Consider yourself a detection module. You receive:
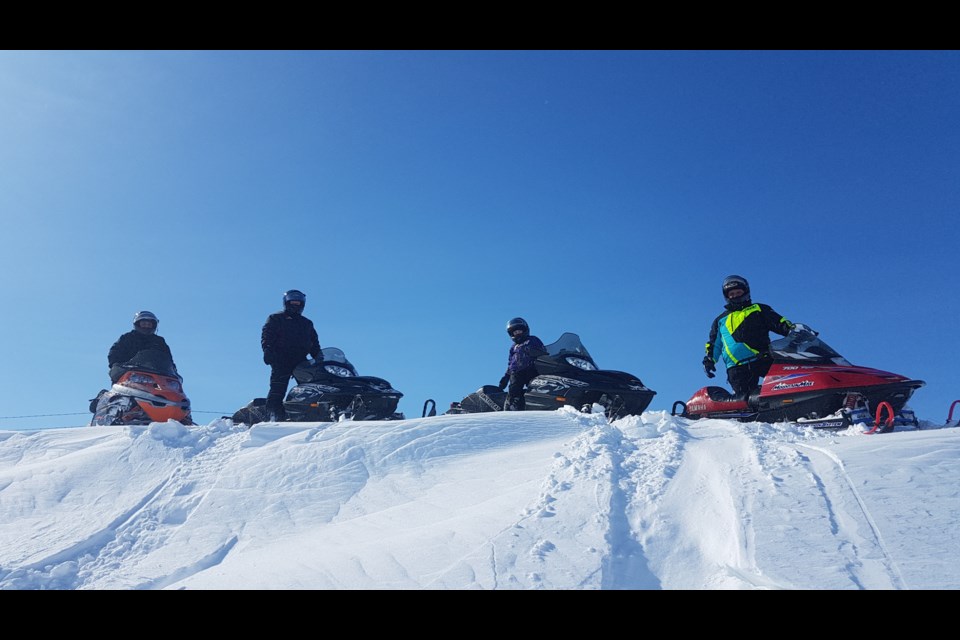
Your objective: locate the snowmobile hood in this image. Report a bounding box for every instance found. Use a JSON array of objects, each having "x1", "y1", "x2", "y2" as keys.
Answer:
[
  {"x1": 116, "y1": 349, "x2": 180, "y2": 379},
  {"x1": 292, "y1": 348, "x2": 400, "y2": 393},
  {"x1": 276, "y1": 346, "x2": 405, "y2": 423},
  {"x1": 762, "y1": 363, "x2": 925, "y2": 400},
  {"x1": 534, "y1": 334, "x2": 653, "y2": 393}
]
